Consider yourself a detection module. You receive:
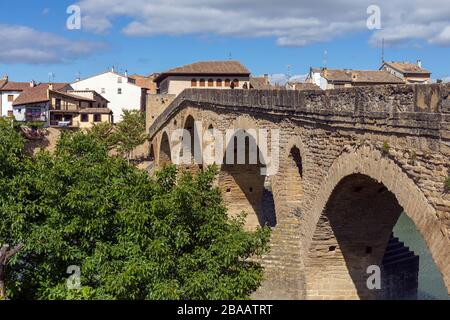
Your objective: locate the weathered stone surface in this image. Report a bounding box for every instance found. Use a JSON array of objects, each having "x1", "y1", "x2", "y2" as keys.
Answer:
[{"x1": 147, "y1": 84, "x2": 450, "y2": 300}]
